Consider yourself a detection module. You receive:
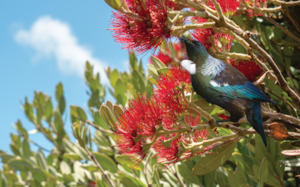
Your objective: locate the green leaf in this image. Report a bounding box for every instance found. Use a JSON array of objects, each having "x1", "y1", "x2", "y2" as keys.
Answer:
[
  {"x1": 55, "y1": 83, "x2": 65, "y2": 114},
  {"x1": 113, "y1": 104, "x2": 124, "y2": 120},
  {"x1": 132, "y1": 70, "x2": 146, "y2": 93},
  {"x1": 60, "y1": 161, "x2": 71, "y2": 174},
  {"x1": 93, "y1": 152, "x2": 118, "y2": 172},
  {"x1": 109, "y1": 69, "x2": 120, "y2": 88},
  {"x1": 147, "y1": 64, "x2": 159, "y2": 78},
  {"x1": 73, "y1": 161, "x2": 85, "y2": 182},
  {"x1": 105, "y1": 100, "x2": 114, "y2": 111},
  {"x1": 129, "y1": 52, "x2": 138, "y2": 69},
  {"x1": 70, "y1": 105, "x2": 87, "y2": 122},
  {"x1": 119, "y1": 172, "x2": 146, "y2": 187},
  {"x1": 93, "y1": 131, "x2": 114, "y2": 156},
  {"x1": 36, "y1": 149, "x2": 48, "y2": 171},
  {"x1": 115, "y1": 155, "x2": 143, "y2": 170},
  {"x1": 54, "y1": 111, "x2": 65, "y2": 138},
  {"x1": 230, "y1": 42, "x2": 247, "y2": 54},
  {"x1": 228, "y1": 163, "x2": 248, "y2": 186},
  {"x1": 63, "y1": 153, "x2": 82, "y2": 161},
  {"x1": 44, "y1": 99, "x2": 53, "y2": 121},
  {"x1": 147, "y1": 77, "x2": 158, "y2": 85},
  {"x1": 15, "y1": 120, "x2": 28, "y2": 138},
  {"x1": 100, "y1": 105, "x2": 116, "y2": 129},
  {"x1": 177, "y1": 163, "x2": 200, "y2": 184},
  {"x1": 151, "y1": 56, "x2": 167, "y2": 69},
  {"x1": 92, "y1": 110, "x2": 110, "y2": 130},
  {"x1": 215, "y1": 168, "x2": 230, "y2": 187},
  {"x1": 258, "y1": 157, "x2": 268, "y2": 187},
  {"x1": 0, "y1": 151, "x2": 14, "y2": 163},
  {"x1": 23, "y1": 98, "x2": 34, "y2": 122},
  {"x1": 8, "y1": 158, "x2": 33, "y2": 172},
  {"x1": 114, "y1": 79, "x2": 126, "y2": 97},
  {"x1": 4, "y1": 171, "x2": 18, "y2": 182},
  {"x1": 192, "y1": 140, "x2": 237, "y2": 175},
  {"x1": 21, "y1": 139, "x2": 31, "y2": 159},
  {"x1": 32, "y1": 168, "x2": 48, "y2": 182}
]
